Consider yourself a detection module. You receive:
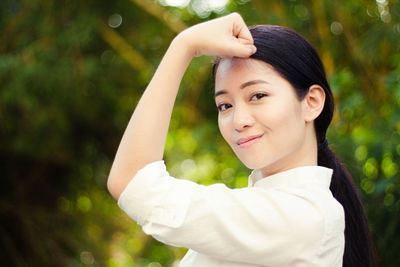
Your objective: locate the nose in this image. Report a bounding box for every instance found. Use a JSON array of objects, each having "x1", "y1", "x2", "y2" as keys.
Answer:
[{"x1": 232, "y1": 104, "x2": 254, "y2": 131}]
